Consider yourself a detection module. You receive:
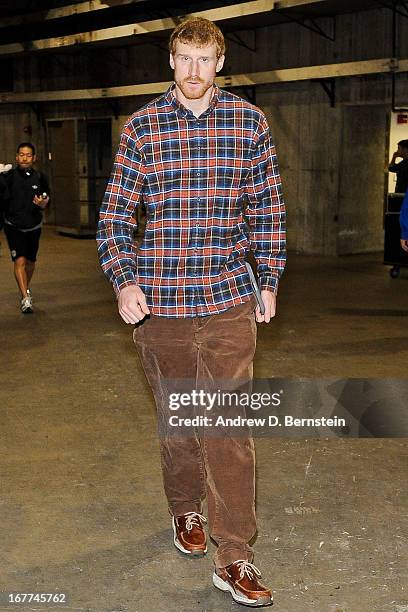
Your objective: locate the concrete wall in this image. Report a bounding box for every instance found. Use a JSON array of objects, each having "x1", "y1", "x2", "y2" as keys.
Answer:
[
  {"x1": 1, "y1": 6, "x2": 407, "y2": 254},
  {"x1": 256, "y1": 83, "x2": 342, "y2": 254}
]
